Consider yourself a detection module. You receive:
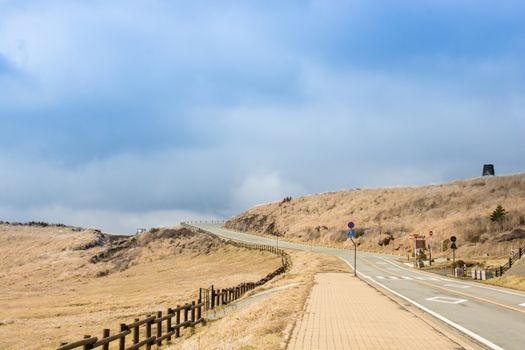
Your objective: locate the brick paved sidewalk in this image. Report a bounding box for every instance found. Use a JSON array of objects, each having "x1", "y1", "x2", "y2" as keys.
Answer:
[{"x1": 288, "y1": 273, "x2": 468, "y2": 350}]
